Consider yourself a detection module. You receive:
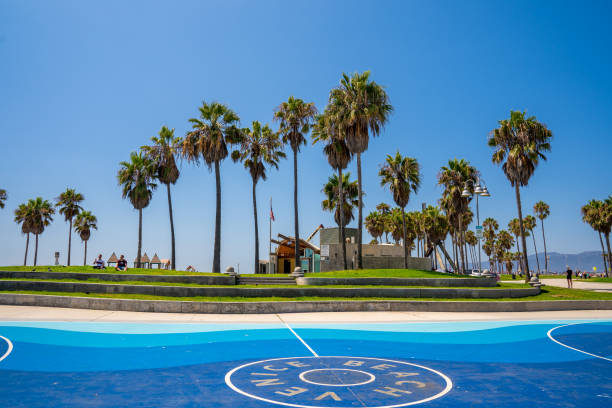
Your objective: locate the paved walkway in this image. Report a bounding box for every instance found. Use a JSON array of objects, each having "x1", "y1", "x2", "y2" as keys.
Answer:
[
  {"x1": 539, "y1": 279, "x2": 612, "y2": 292},
  {"x1": 0, "y1": 305, "x2": 610, "y2": 323}
]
